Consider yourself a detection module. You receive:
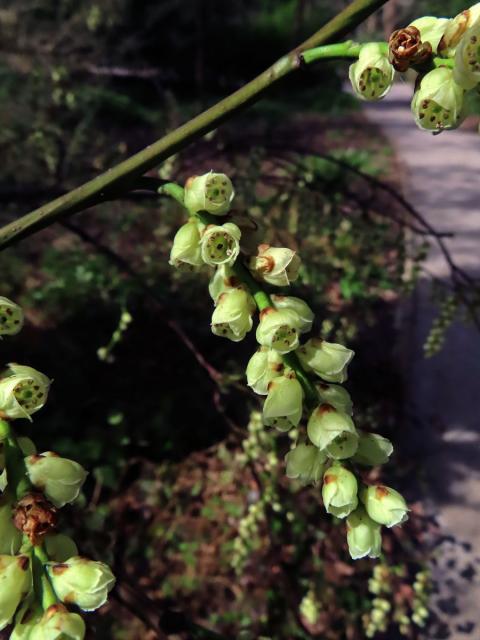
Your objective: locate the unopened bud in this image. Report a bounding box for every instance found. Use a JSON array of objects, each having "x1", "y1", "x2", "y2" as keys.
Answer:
[
  {"x1": 184, "y1": 172, "x2": 235, "y2": 216},
  {"x1": 0, "y1": 298, "x2": 24, "y2": 337},
  {"x1": 46, "y1": 556, "x2": 115, "y2": 612},
  {"x1": 352, "y1": 431, "x2": 393, "y2": 466},
  {"x1": 208, "y1": 265, "x2": 242, "y2": 303},
  {"x1": 307, "y1": 404, "x2": 358, "y2": 459},
  {"x1": 25, "y1": 452, "x2": 88, "y2": 508},
  {"x1": 30, "y1": 604, "x2": 85, "y2": 640},
  {"x1": 248, "y1": 245, "x2": 301, "y2": 287},
  {"x1": 361, "y1": 484, "x2": 409, "y2": 528},
  {"x1": 263, "y1": 373, "x2": 304, "y2": 431},
  {"x1": 349, "y1": 43, "x2": 395, "y2": 100},
  {"x1": 256, "y1": 307, "x2": 302, "y2": 354},
  {"x1": 410, "y1": 17, "x2": 449, "y2": 54},
  {"x1": 271, "y1": 295, "x2": 314, "y2": 334},
  {"x1": 322, "y1": 463, "x2": 358, "y2": 518},
  {"x1": 169, "y1": 218, "x2": 205, "y2": 269},
  {"x1": 347, "y1": 506, "x2": 382, "y2": 560},
  {"x1": 412, "y1": 67, "x2": 464, "y2": 132},
  {"x1": 317, "y1": 383, "x2": 353, "y2": 415},
  {"x1": 0, "y1": 555, "x2": 31, "y2": 630}
]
